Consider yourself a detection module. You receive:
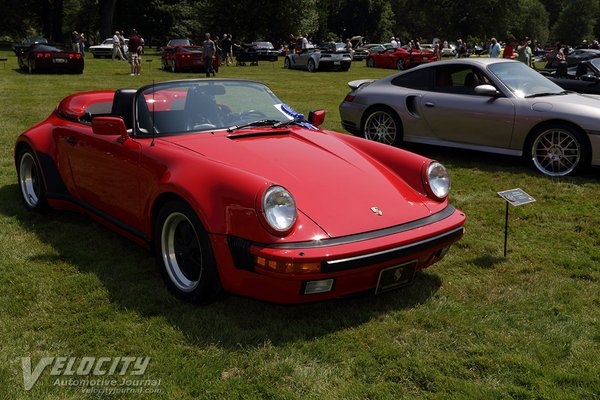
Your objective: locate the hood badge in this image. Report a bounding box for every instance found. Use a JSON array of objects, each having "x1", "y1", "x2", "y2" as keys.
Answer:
[{"x1": 371, "y1": 206, "x2": 383, "y2": 216}]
